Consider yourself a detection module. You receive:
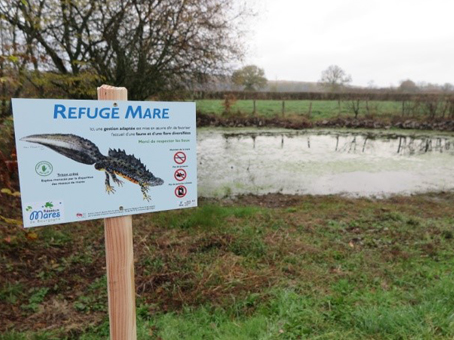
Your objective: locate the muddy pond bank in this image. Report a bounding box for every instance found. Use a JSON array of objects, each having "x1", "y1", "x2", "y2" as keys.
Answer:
[{"x1": 196, "y1": 112, "x2": 454, "y2": 131}]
